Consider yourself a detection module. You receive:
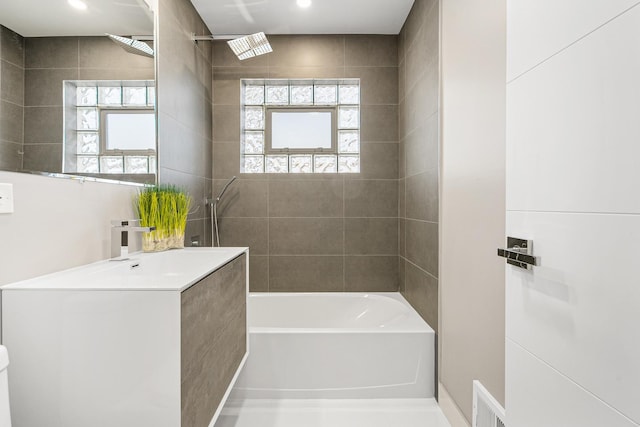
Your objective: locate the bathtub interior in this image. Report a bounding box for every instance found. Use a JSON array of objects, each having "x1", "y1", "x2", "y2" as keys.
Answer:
[
  {"x1": 231, "y1": 292, "x2": 436, "y2": 400},
  {"x1": 248, "y1": 292, "x2": 433, "y2": 332}
]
